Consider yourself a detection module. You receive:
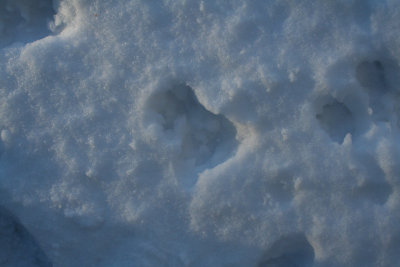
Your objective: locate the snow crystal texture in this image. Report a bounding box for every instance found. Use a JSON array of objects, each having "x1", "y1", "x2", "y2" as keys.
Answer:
[{"x1": 0, "y1": 0, "x2": 400, "y2": 266}]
